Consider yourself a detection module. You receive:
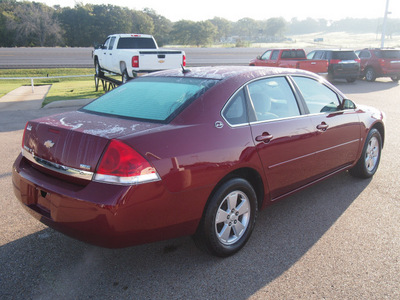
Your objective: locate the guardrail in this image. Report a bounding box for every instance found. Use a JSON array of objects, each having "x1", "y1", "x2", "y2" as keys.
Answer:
[{"x1": 0, "y1": 75, "x2": 93, "y2": 93}]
